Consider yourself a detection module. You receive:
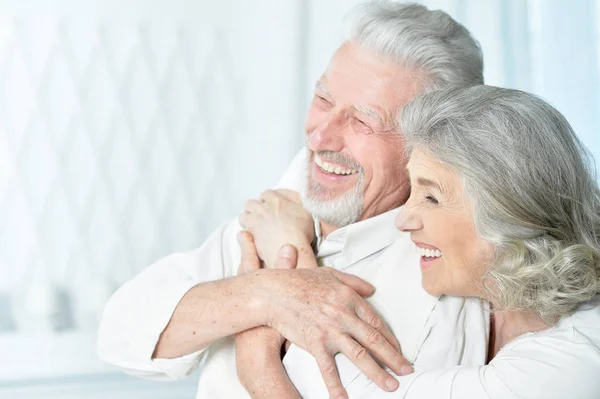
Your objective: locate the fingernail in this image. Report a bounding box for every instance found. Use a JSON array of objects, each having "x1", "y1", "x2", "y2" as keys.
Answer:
[
  {"x1": 386, "y1": 377, "x2": 399, "y2": 390},
  {"x1": 400, "y1": 364, "x2": 414, "y2": 375},
  {"x1": 280, "y1": 245, "x2": 294, "y2": 259}
]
